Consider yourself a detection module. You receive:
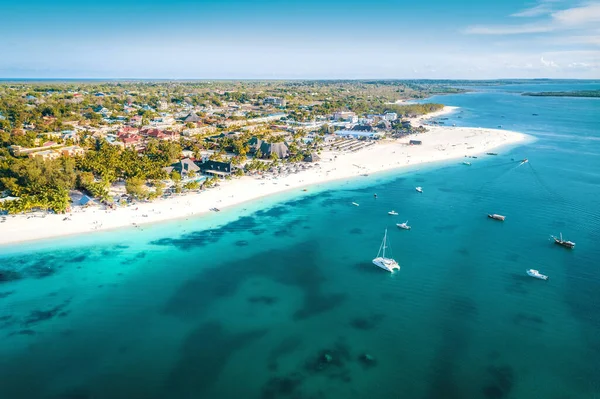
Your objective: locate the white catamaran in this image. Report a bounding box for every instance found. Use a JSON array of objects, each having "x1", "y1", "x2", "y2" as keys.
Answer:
[{"x1": 372, "y1": 229, "x2": 400, "y2": 272}]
